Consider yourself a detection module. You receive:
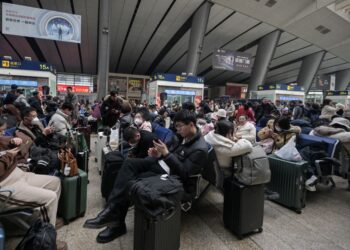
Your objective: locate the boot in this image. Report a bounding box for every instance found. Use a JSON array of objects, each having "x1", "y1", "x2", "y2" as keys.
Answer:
[
  {"x1": 83, "y1": 206, "x2": 118, "y2": 229},
  {"x1": 96, "y1": 222, "x2": 127, "y2": 243}
]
